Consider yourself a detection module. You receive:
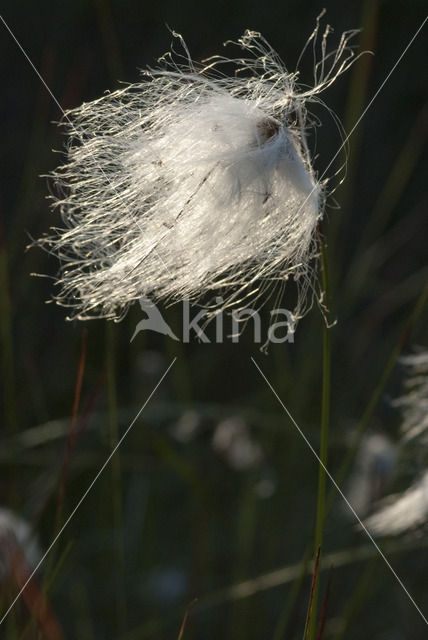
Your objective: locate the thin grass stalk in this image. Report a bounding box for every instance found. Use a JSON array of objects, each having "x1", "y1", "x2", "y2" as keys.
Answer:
[
  {"x1": 303, "y1": 546, "x2": 321, "y2": 640},
  {"x1": 315, "y1": 567, "x2": 332, "y2": 640},
  {"x1": 308, "y1": 235, "x2": 331, "y2": 640}
]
